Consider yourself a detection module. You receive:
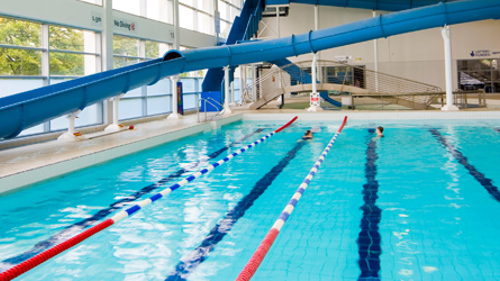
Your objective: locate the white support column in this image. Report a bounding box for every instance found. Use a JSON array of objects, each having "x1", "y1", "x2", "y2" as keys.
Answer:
[
  {"x1": 58, "y1": 111, "x2": 84, "y2": 141},
  {"x1": 173, "y1": 0, "x2": 180, "y2": 50},
  {"x1": 214, "y1": 0, "x2": 220, "y2": 43},
  {"x1": 441, "y1": 26, "x2": 459, "y2": 111},
  {"x1": 230, "y1": 80, "x2": 236, "y2": 106},
  {"x1": 41, "y1": 24, "x2": 50, "y2": 132},
  {"x1": 167, "y1": 0, "x2": 183, "y2": 120},
  {"x1": 251, "y1": 65, "x2": 257, "y2": 102},
  {"x1": 223, "y1": 66, "x2": 233, "y2": 115},
  {"x1": 314, "y1": 5, "x2": 319, "y2": 31},
  {"x1": 373, "y1": 11, "x2": 379, "y2": 92},
  {"x1": 276, "y1": 6, "x2": 281, "y2": 38},
  {"x1": 139, "y1": 0, "x2": 147, "y2": 17},
  {"x1": 307, "y1": 54, "x2": 322, "y2": 112},
  {"x1": 41, "y1": 25, "x2": 49, "y2": 86},
  {"x1": 314, "y1": 5, "x2": 321, "y2": 82},
  {"x1": 105, "y1": 94, "x2": 126, "y2": 131},
  {"x1": 240, "y1": 65, "x2": 246, "y2": 104},
  {"x1": 103, "y1": 0, "x2": 115, "y2": 125},
  {"x1": 168, "y1": 75, "x2": 182, "y2": 119},
  {"x1": 312, "y1": 55, "x2": 317, "y2": 94},
  {"x1": 307, "y1": 5, "x2": 322, "y2": 112}
]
